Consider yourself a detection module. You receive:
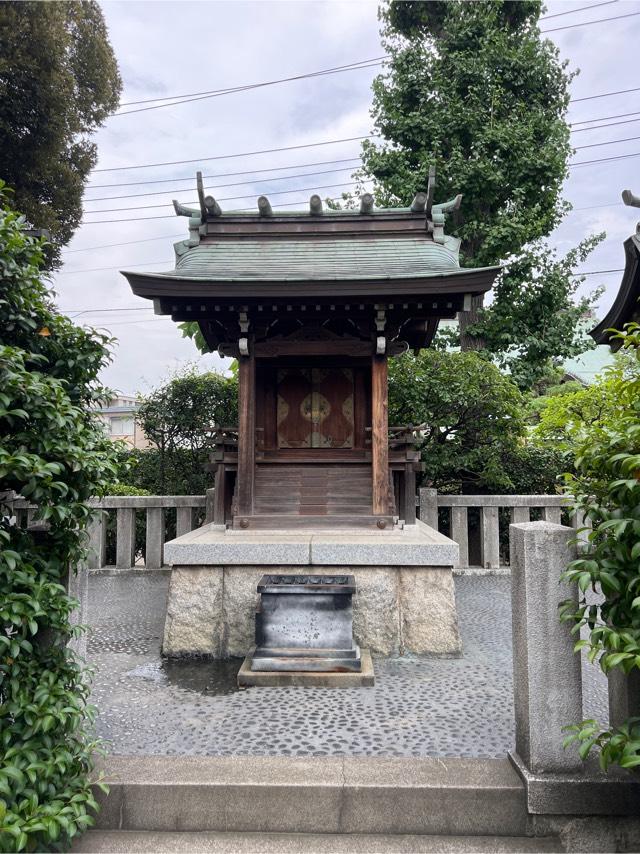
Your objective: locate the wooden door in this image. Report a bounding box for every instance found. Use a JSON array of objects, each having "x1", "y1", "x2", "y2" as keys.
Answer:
[{"x1": 277, "y1": 368, "x2": 354, "y2": 449}]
